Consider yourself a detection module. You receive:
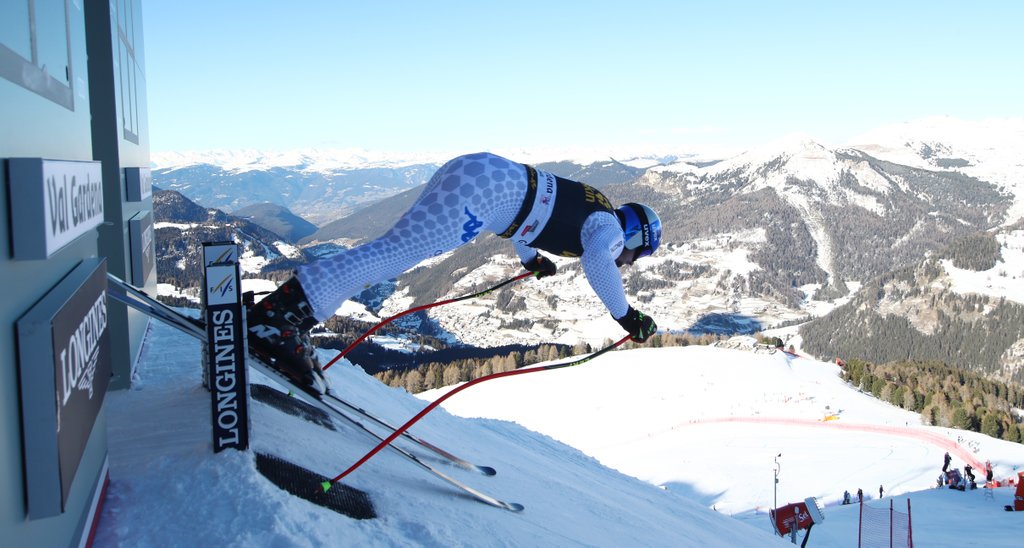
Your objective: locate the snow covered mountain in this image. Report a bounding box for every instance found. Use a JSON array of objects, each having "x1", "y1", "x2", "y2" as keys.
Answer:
[
  {"x1": 150, "y1": 146, "x2": 720, "y2": 175},
  {"x1": 399, "y1": 129, "x2": 1014, "y2": 349},
  {"x1": 151, "y1": 148, "x2": 452, "y2": 172},
  {"x1": 152, "y1": 189, "x2": 313, "y2": 292},
  {"x1": 152, "y1": 118, "x2": 1024, "y2": 376},
  {"x1": 848, "y1": 116, "x2": 1024, "y2": 224},
  {"x1": 150, "y1": 148, "x2": 694, "y2": 226},
  {"x1": 123, "y1": 123, "x2": 1024, "y2": 545},
  {"x1": 800, "y1": 225, "x2": 1024, "y2": 382},
  {"x1": 152, "y1": 161, "x2": 440, "y2": 226},
  {"x1": 648, "y1": 133, "x2": 1012, "y2": 289}
]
